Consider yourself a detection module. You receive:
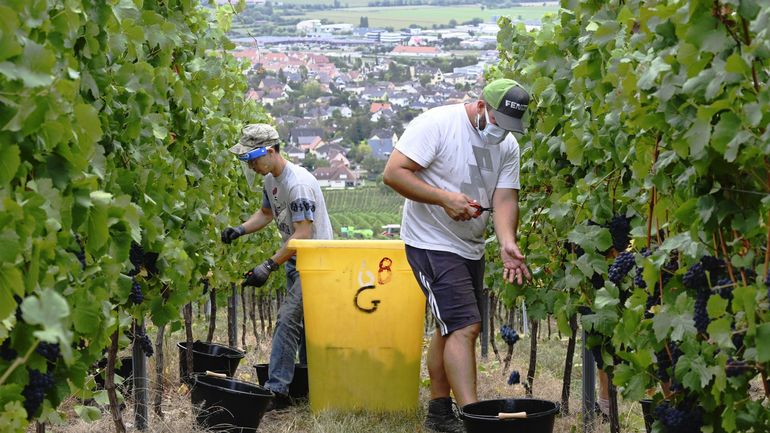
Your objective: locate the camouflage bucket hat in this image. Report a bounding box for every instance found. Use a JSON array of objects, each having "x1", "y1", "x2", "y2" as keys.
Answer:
[{"x1": 229, "y1": 123, "x2": 280, "y2": 156}]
